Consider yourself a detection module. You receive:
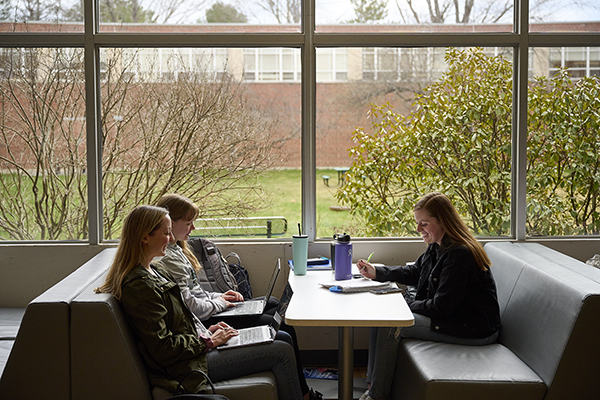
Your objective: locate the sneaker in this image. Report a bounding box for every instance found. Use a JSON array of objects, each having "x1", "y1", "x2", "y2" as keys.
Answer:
[
  {"x1": 358, "y1": 390, "x2": 371, "y2": 400},
  {"x1": 308, "y1": 388, "x2": 324, "y2": 400}
]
